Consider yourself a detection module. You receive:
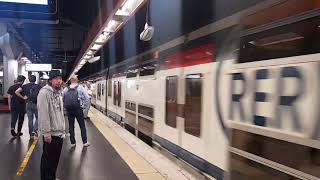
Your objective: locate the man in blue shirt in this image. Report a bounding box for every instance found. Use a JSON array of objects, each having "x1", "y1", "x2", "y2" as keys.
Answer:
[{"x1": 63, "y1": 75, "x2": 90, "y2": 147}]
